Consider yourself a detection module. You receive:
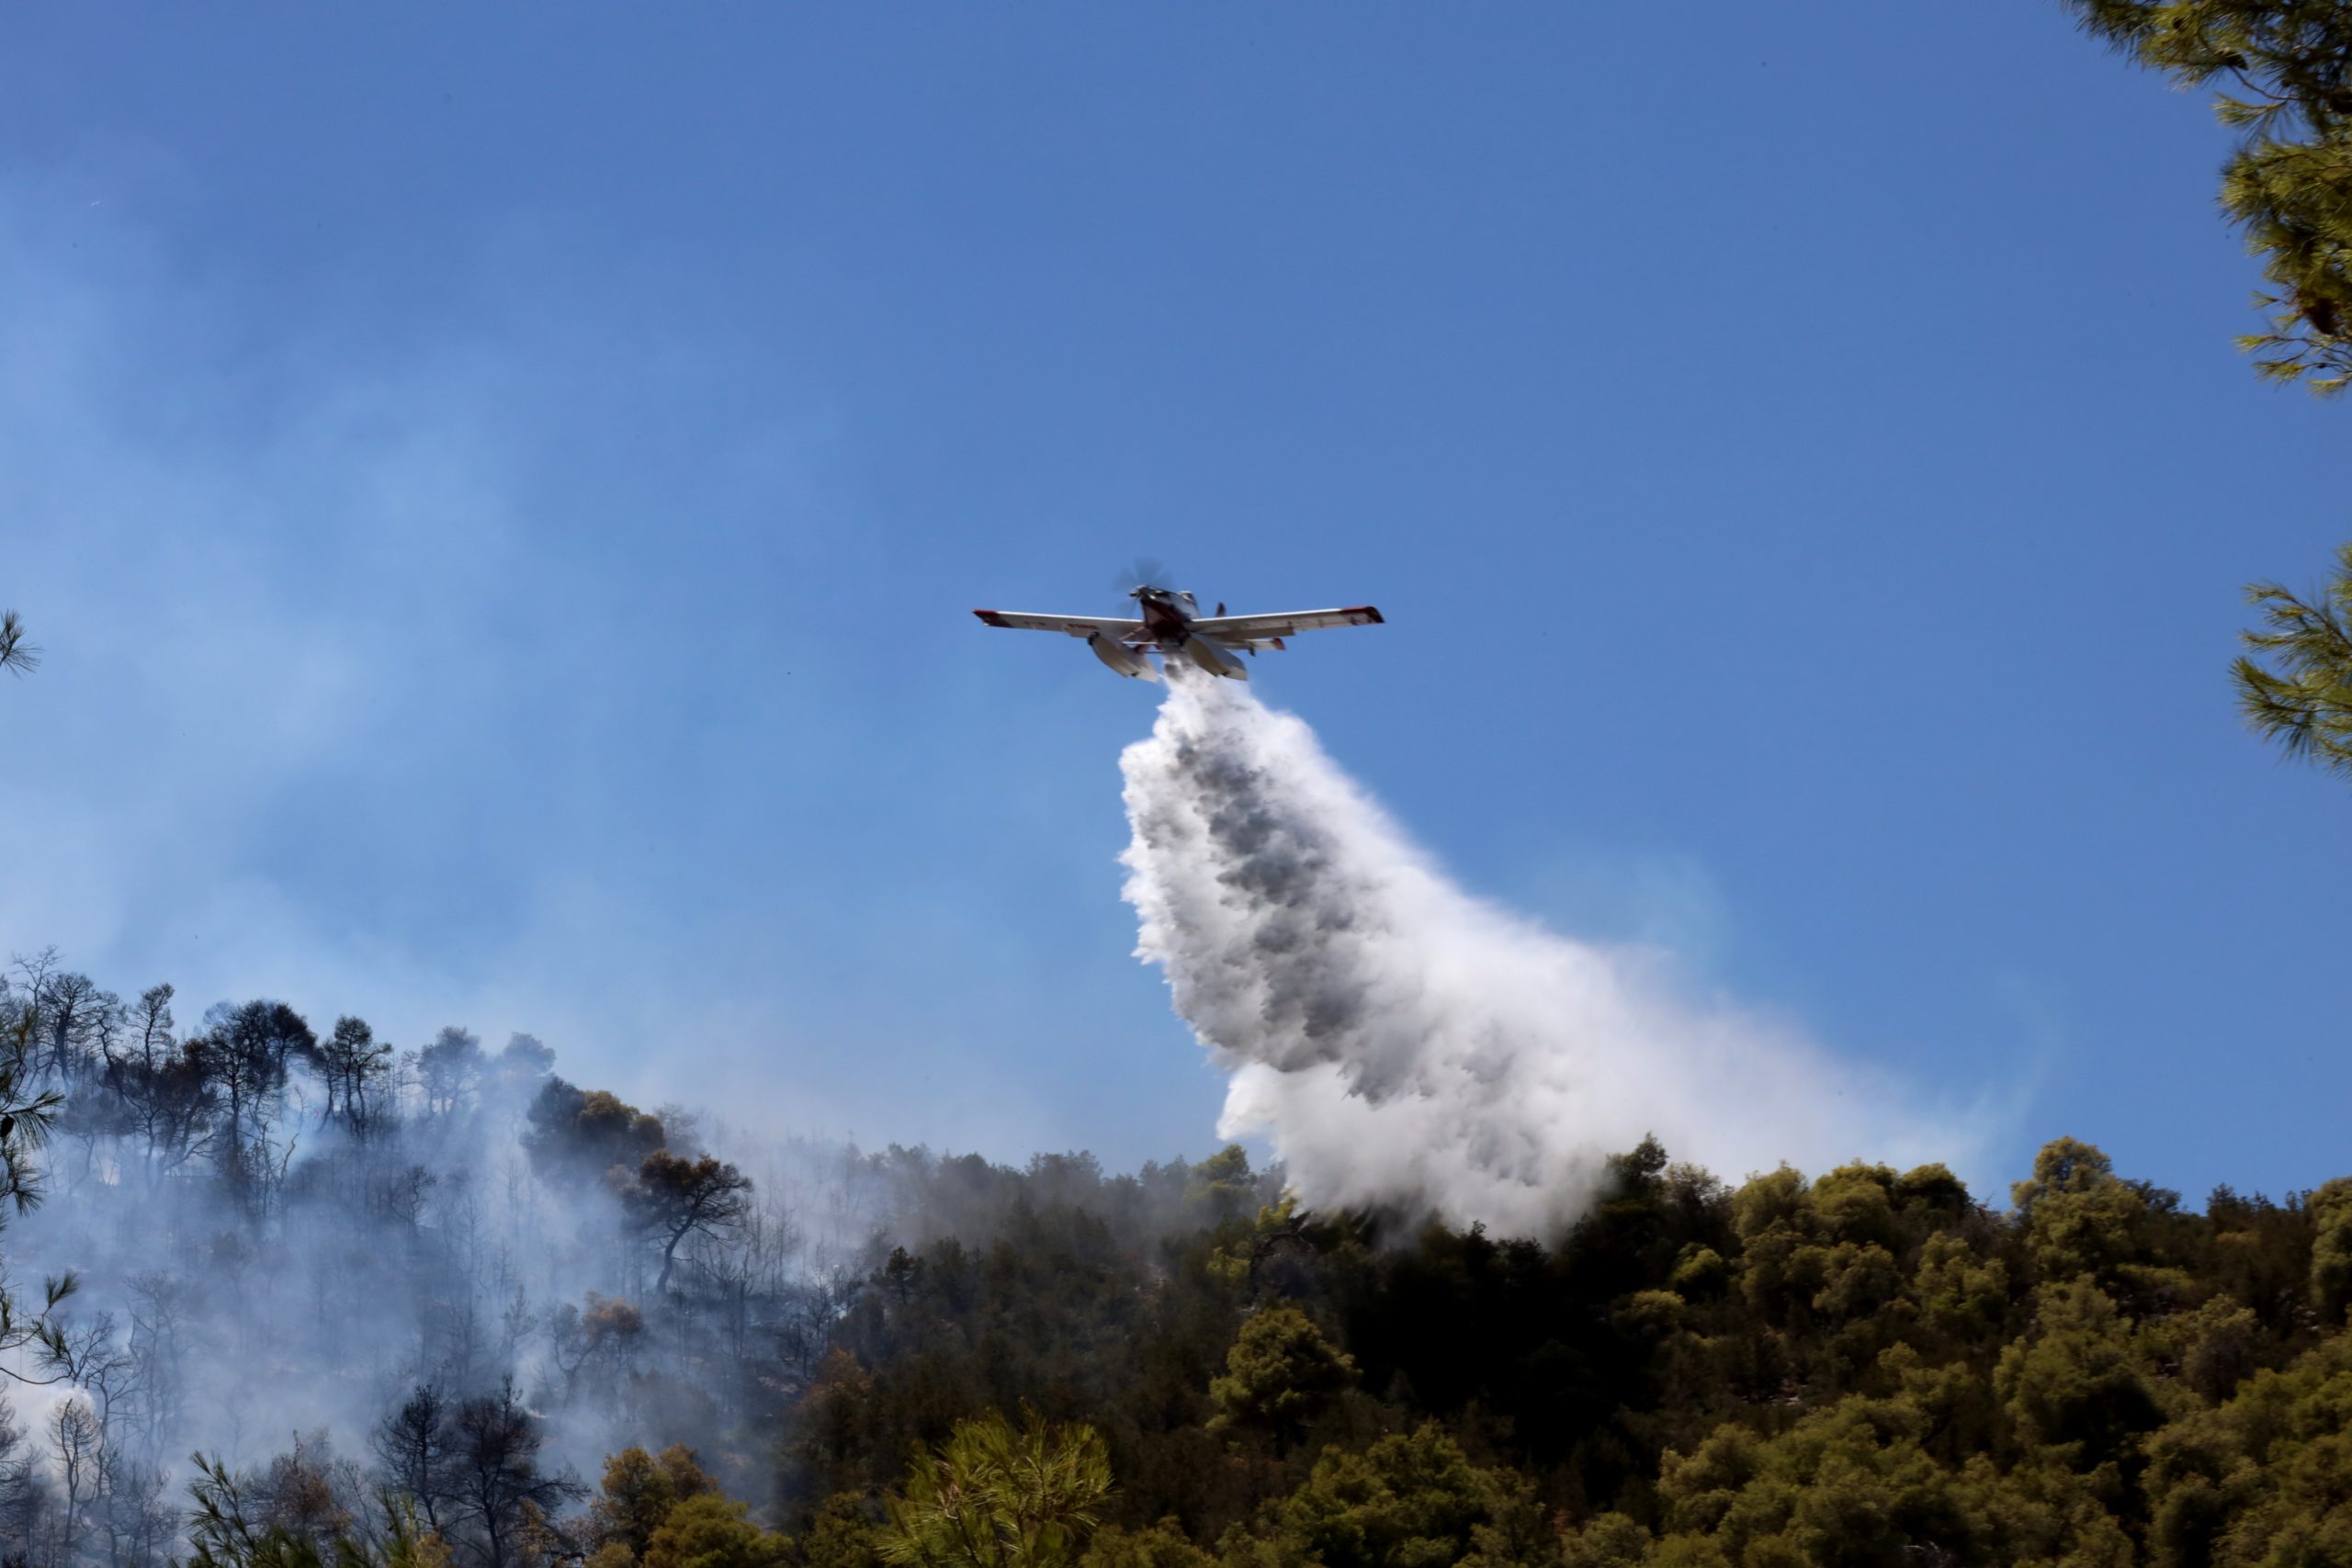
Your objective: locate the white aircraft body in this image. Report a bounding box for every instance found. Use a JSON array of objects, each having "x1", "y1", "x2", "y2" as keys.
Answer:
[{"x1": 974, "y1": 584, "x2": 1384, "y2": 682}]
